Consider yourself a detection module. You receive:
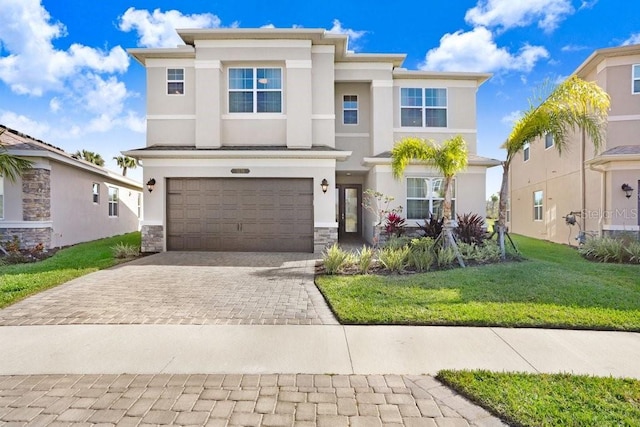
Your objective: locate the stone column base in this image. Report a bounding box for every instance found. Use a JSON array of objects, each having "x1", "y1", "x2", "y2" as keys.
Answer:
[
  {"x1": 141, "y1": 225, "x2": 164, "y2": 253},
  {"x1": 0, "y1": 227, "x2": 52, "y2": 250},
  {"x1": 314, "y1": 227, "x2": 338, "y2": 254}
]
